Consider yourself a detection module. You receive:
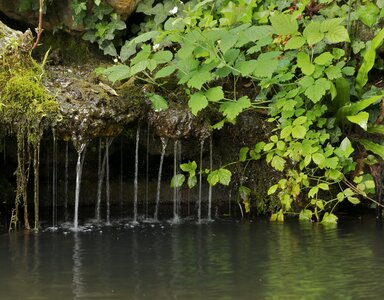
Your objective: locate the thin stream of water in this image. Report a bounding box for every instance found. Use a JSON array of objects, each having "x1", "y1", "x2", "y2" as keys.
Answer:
[
  {"x1": 133, "y1": 127, "x2": 140, "y2": 223},
  {"x1": 52, "y1": 136, "x2": 58, "y2": 227},
  {"x1": 154, "y1": 137, "x2": 168, "y2": 220},
  {"x1": 95, "y1": 139, "x2": 107, "y2": 222},
  {"x1": 106, "y1": 137, "x2": 113, "y2": 225},
  {"x1": 145, "y1": 124, "x2": 150, "y2": 218},
  {"x1": 207, "y1": 136, "x2": 213, "y2": 221},
  {"x1": 198, "y1": 140, "x2": 204, "y2": 222},
  {"x1": 173, "y1": 140, "x2": 180, "y2": 223},
  {"x1": 64, "y1": 141, "x2": 69, "y2": 221},
  {"x1": 74, "y1": 144, "x2": 86, "y2": 230}
]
